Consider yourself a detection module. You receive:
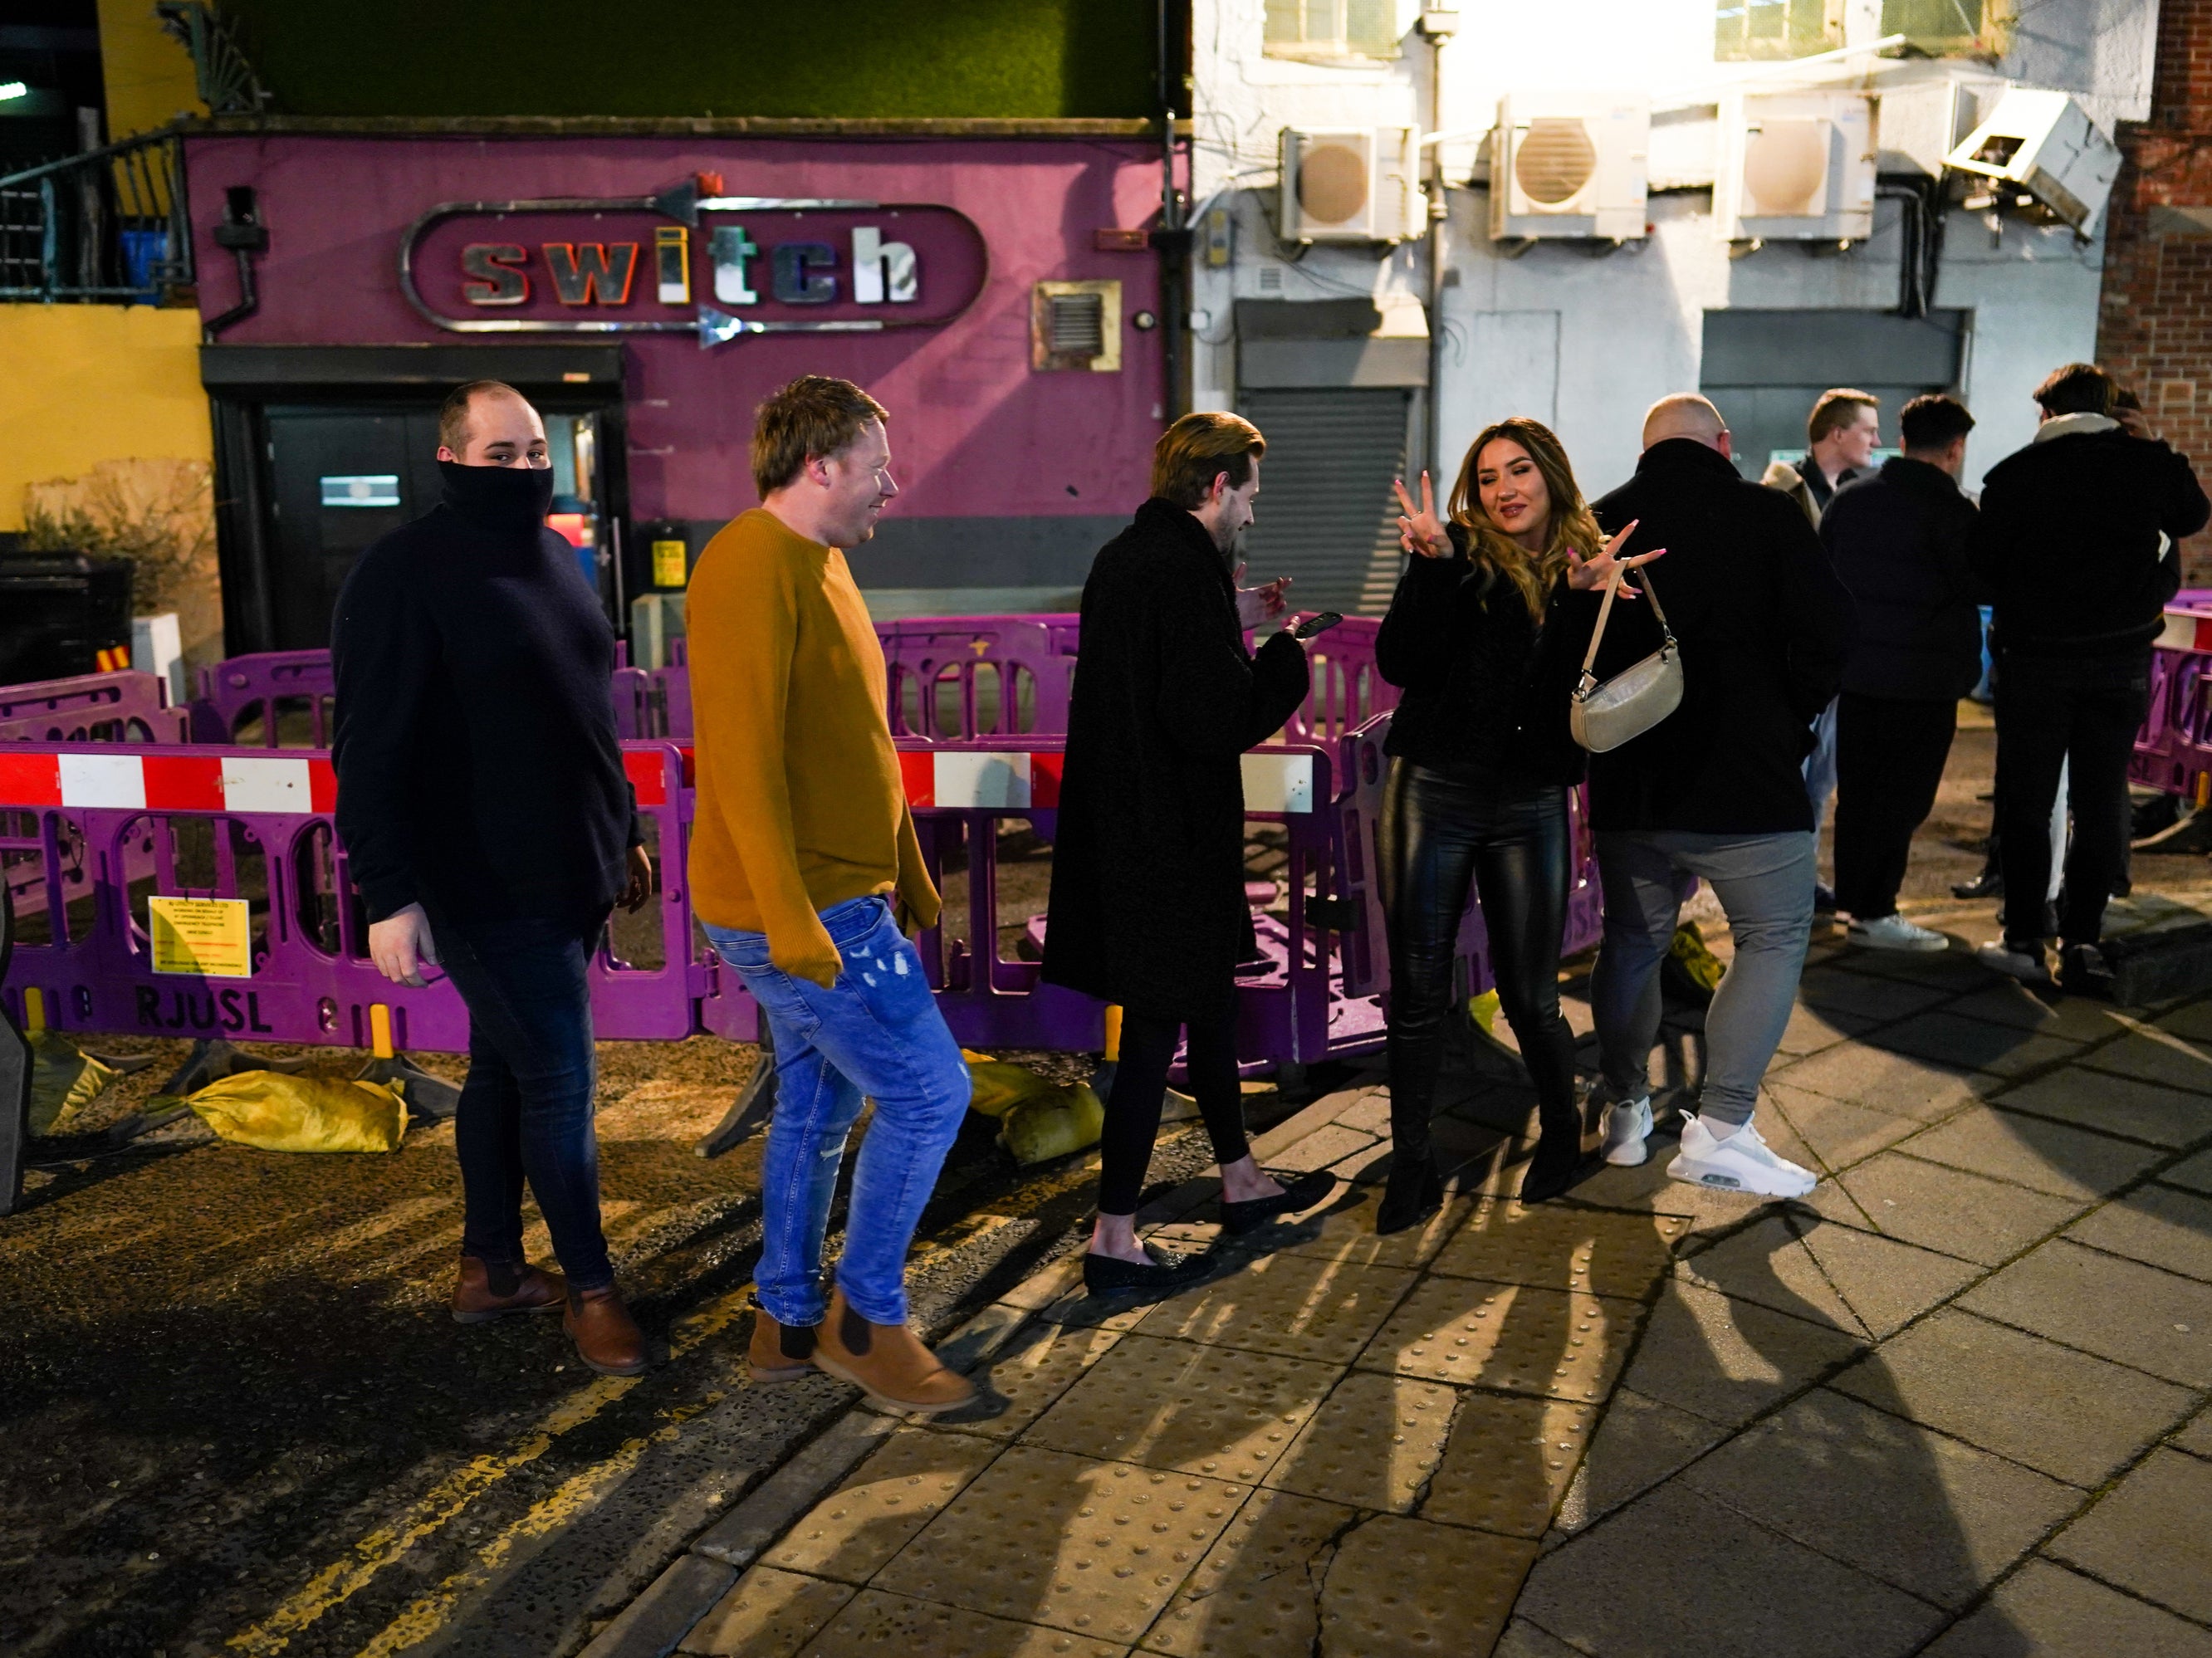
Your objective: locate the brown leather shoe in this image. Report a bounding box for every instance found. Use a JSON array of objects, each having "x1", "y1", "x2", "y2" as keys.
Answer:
[
  {"x1": 451, "y1": 1255, "x2": 566, "y2": 1324},
  {"x1": 563, "y1": 1284, "x2": 649, "y2": 1376},
  {"x1": 810, "y1": 1289, "x2": 975, "y2": 1414},
  {"x1": 747, "y1": 1306, "x2": 818, "y2": 1383}
]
